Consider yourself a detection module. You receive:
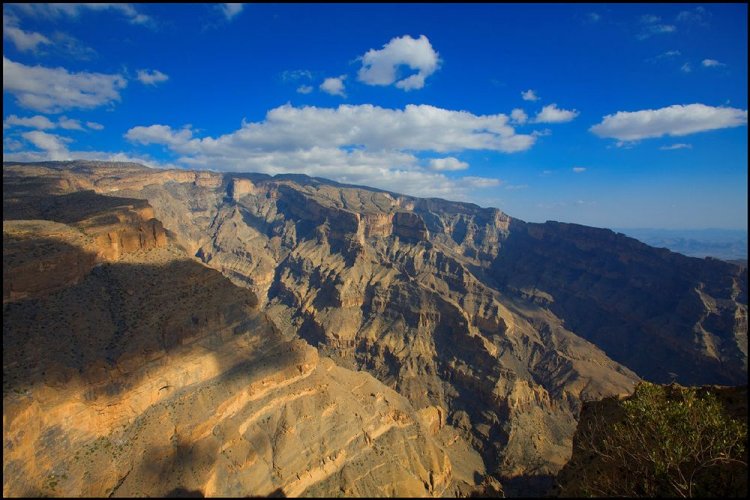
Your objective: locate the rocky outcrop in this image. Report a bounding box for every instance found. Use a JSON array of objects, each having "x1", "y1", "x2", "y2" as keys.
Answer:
[
  {"x1": 393, "y1": 211, "x2": 429, "y2": 242},
  {"x1": 2, "y1": 184, "x2": 167, "y2": 302}
]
